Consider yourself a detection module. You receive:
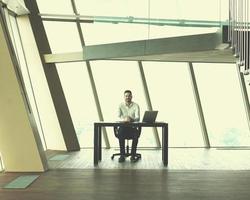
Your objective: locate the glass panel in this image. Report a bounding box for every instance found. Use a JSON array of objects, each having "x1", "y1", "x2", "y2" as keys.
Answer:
[
  {"x1": 150, "y1": 0, "x2": 228, "y2": 21},
  {"x1": 40, "y1": 0, "x2": 227, "y2": 47},
  {"x1": 91, "y1": 60, "x2": 157, "y2": 147},
  {"x1": 75, "y1": 0, "x2": 148, "y2": 18},
  {"x1": 193, "y1": 63, "x2": 250, "y2": 147},
  {"x1": 56, "y1": 62, "x2": 99, "y2": 148},
  {"x1": 148, "y1": 26, "x2": 218, "y2": 40},
  {"x1": 81, "y1": 23, "x2": 148, "y2": 45},
  {"x1": 143, "y1": 61, "x2": 204, "y2": 147},
  {"x1": 81, "y1": 23, "x2": 217, "y2": 46},
  {"x1": 36, "y1": 0, "x2": 74, "y2": 14},
  {"x1": 43, "y1": 21, "x2": 82, "y2": 53},
  {"x1": 75, "y1": 0, "x2": 228, "y2": 21}
]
